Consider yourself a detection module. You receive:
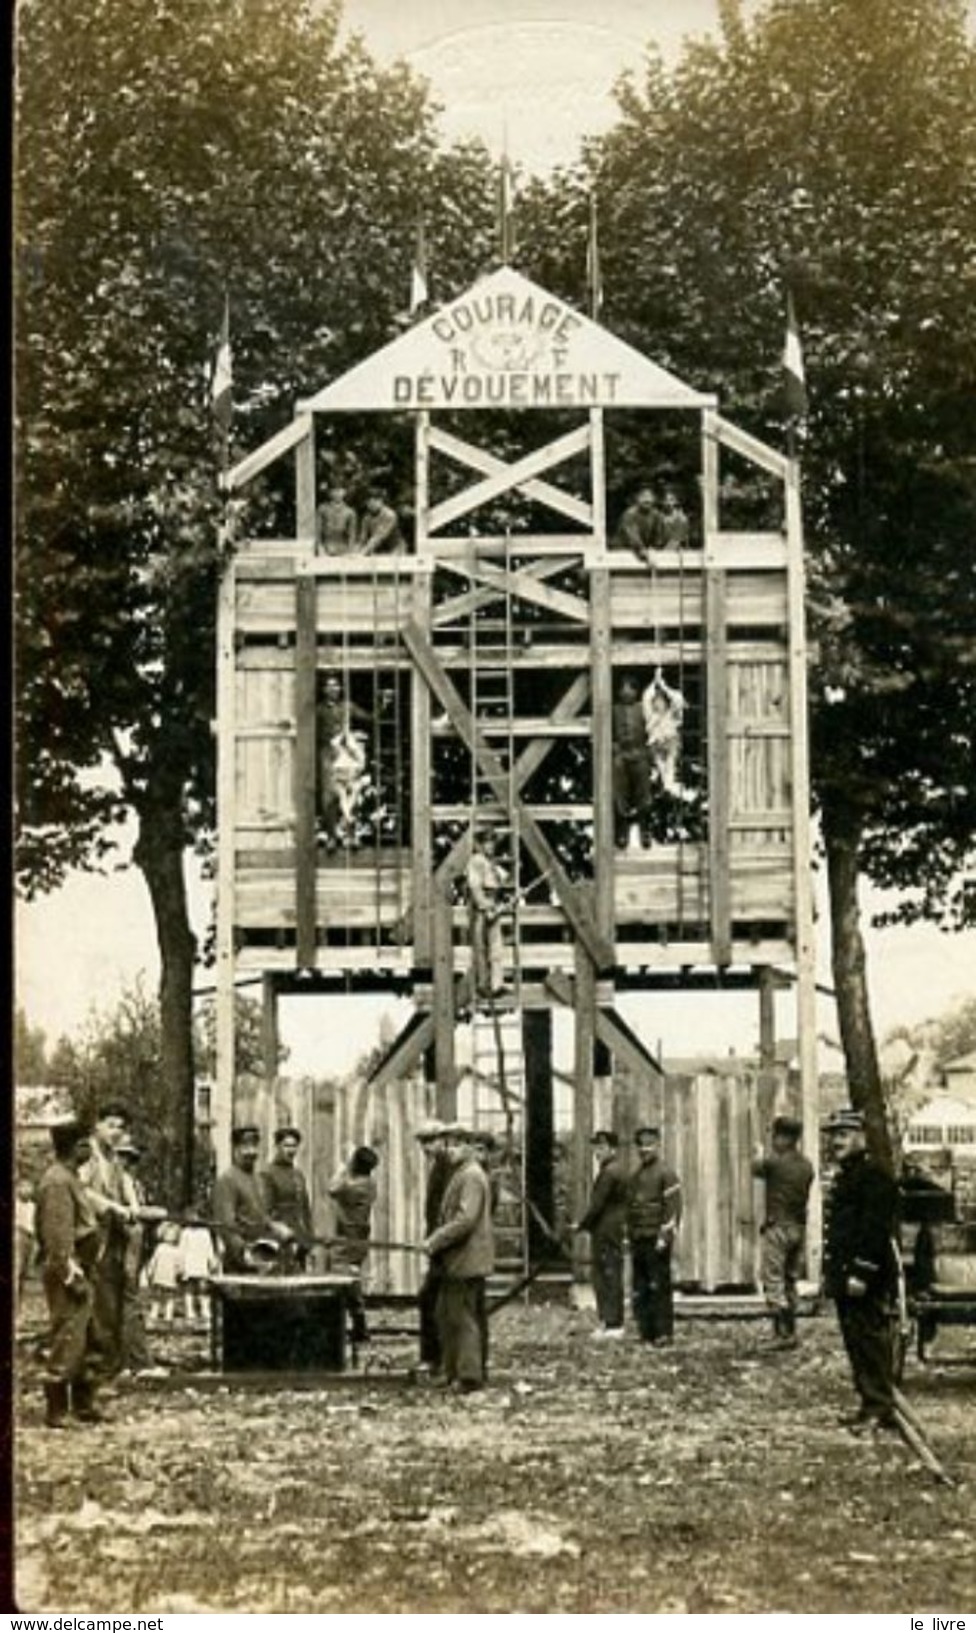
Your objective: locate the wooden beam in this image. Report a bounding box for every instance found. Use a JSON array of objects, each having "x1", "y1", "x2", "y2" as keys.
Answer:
[
  {"x1": 572, "y1": 935, "x2": 596, "y2": 1280},
  {"x1": 590, "y1": 566, "x2": 614, "y2": 942},
  {"x1": 431, "y1": 886, "x2": 456, "y2": 1109},
  {"x1": 410, "y1": 574, "x2": 433, "y2": 965},
  {"x1": 431, "y1": 556, "x2": 578, "y2": 626},
  {"x1": 758, "y1": 965, "x2": 777, "y2": 1069},
  {"x1": 713, "y1": 414, "x2": 789, "y2": 483},
  {"x1": 295, "y1": 422, "x2": 316, "y2": 541},
  {"x1": 294, "y1": 572, "x2": 319, "y2": 969},
  {"x1": 595, "y1": 1006, "x2": 664, "y2": 1082},
  {"x1": 453, "y1": 558, "x2": 590, "y2": 624},
  {"x1": 214, "y1": 542, "x2": 237, "y2": 1170},
  {"x1": 224, "y1": 413, "x2": 313, "y2": 494},
  {"x1": 706, "y1": 567, "x2": 732, "y2": 967},
  {"x1": 364, "y1": 1010, "x2": 436, "y2": 1094},
  {"x1": 261, "y1": 974, "x2": 279, "y2": 1082},
  {"x1": 401, "y1": 619, "x2": 614, "y2": 970},
  {"x1": 428, "y1": 425, "x2": 593, "y2": 533}
]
